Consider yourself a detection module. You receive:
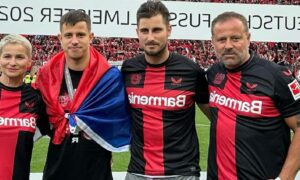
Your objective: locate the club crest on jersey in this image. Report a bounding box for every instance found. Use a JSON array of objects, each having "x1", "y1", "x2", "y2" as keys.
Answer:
[
  {"x1": 58, "y1": 92, "x2": 70, "y2": 108},
  {"x1": 130, "y1": 73, "x2": 142, "y2": 85},
  {"x1": 288, "y1": 79, "x2": 300, "y2": 100},
  {"x1": 171, "y1": 76, "x2": 182, "y2": 86},
  {"x1": 213, "y1": 73, "x2": 225, "y2": 85}
]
